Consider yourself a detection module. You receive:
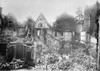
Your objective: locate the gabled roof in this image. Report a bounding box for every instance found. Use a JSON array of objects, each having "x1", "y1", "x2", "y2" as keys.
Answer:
[{"x1": 36, "y1": 13, "x2": 51, "y2": 28}]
